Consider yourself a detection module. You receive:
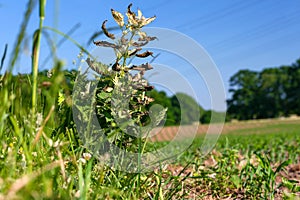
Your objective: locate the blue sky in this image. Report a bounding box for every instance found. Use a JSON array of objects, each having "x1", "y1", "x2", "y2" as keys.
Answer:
[{"x1": 0, "y1": 0, "x2": 300, "y2": 110}]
